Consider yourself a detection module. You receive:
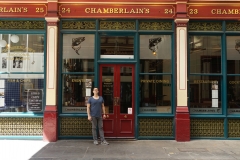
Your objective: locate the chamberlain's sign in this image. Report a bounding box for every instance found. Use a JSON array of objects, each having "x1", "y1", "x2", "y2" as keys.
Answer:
[
  {"x1": 187, "y1": 5, "x2": 240, "y2": 19},
  {"x1": 0, "y1": 4, "x2": 47, "y2": 17},
  {"x1": 58, "y1": 4, "x2": 176, "y2": 18}
]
